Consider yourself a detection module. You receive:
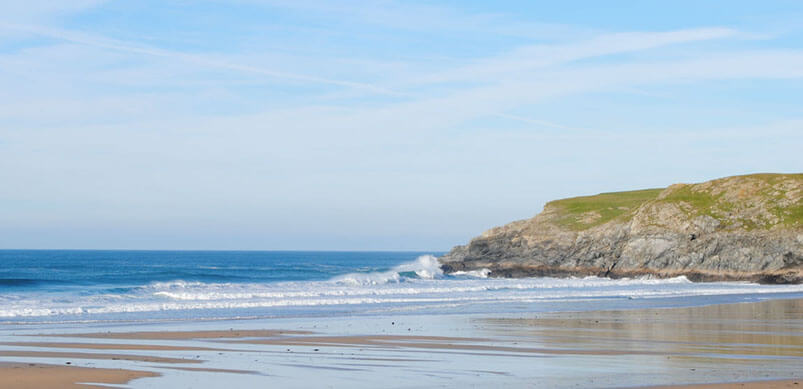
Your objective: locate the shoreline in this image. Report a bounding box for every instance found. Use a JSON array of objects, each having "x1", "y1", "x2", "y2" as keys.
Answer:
[
  {"x1": 441, "y1": 263, "x2": 803, "y2": 284},
  {"x1": 0, "y1": 298, "x2": 800, "y2": 388},
  {"x1": 644, "y1": 379, "x2": 802, "y2": 388}
]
